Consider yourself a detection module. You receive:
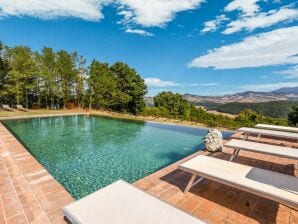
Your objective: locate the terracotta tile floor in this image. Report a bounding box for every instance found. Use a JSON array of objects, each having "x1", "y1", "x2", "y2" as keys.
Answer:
[
  {"x1": 1, "y1": 119, "x2": 298, "y2": 224},
  {"x1": 0, "y1": 123, "x2": 74, "y2": 224},
  {"x1": 134, "y1": 132, "x2": 298, "y2": 224}
]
